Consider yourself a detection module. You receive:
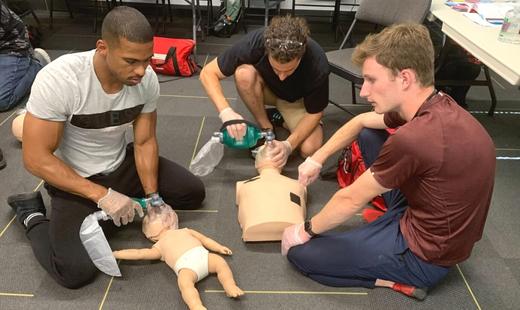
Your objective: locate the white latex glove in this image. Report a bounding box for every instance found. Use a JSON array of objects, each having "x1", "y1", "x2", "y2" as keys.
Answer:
[
  {"x1": 97, "y1": 188, "x2": 144, "y2": 227},
  {"x1": 267, "y1": 140, "x2": 292, "y2": 168},
  {"x1": 281, "y1": 222, "x2": 311, "y2": 256},
  {"x1": 219, "y1": 107, "x2": 246, "y2": 140},
  {"x1": 298, "y1": 156, "x2": 323, "y2": 186}
]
